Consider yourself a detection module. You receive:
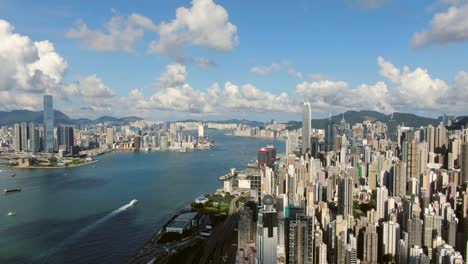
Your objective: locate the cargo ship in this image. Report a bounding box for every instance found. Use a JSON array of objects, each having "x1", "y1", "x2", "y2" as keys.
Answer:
[{"x1": 3, "y1": 188, "x2": 21, "y2": 194}]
